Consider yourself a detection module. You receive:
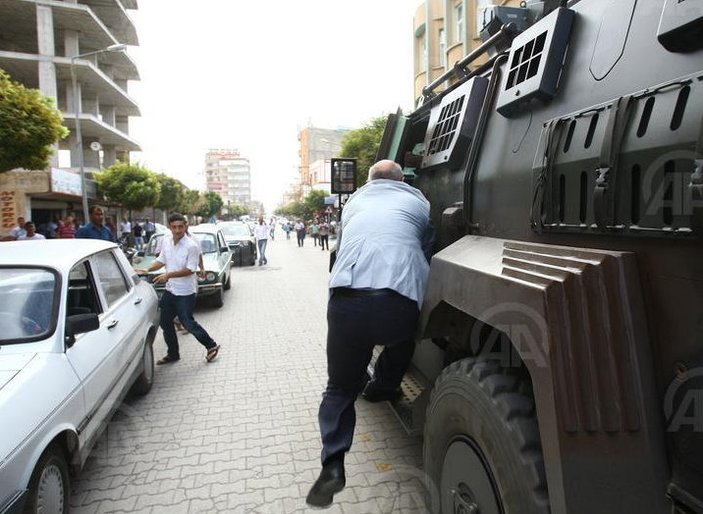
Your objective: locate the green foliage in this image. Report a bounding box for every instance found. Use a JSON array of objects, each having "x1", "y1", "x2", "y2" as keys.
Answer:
[
  {"x1": 276, "y1": 189, "x2": 328, "y2": 221},
  {"x1": 96, "y1": 162, "x2": 160, "y2": 213},
  {"x1": 0, "y1": 69, "x2": 68, "y2": 172},
  {"x1": 226, "y1": 202, "x2": 248, "y2": 219},
  {"x1": 178, "y1": 189, "x2": 201, "y2": 215},
  {"x1": 155, "y1": 173, "x2": 185, "y2": 212},
  {"x1": 197, "y1": 191, "x2": 224, "y2": 218},
  {"x1": 339, "y1": 115, "x2": 387, "y2": 188}
]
